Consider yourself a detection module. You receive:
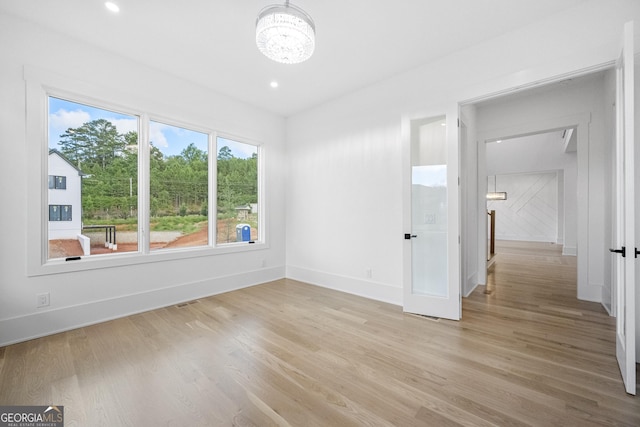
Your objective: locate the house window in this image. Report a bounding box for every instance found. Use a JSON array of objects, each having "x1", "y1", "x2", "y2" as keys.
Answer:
[
  {"x1": 48, "y1": 175, "x2": 66, "y2": 189},
  {"x1": 217, "y1": 137, "x2": 259, "y2": 244},
  {"x1": 49, "y1": 205, "x2": 72, "y2": 221},
  {"x1": 60, "y1": 205, "x2": 72, "y2": 221},
  {"x1": 149, "y1": 120, "x2": 209, "y2": 251}
]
